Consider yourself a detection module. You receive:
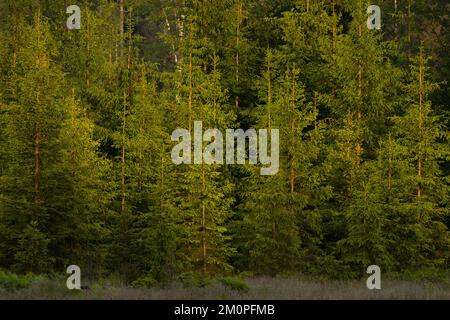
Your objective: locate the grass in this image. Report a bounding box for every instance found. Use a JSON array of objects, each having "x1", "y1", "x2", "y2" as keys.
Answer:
[{"x1": 1, "y1": 275, "x2": 450, "y2": 300}]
